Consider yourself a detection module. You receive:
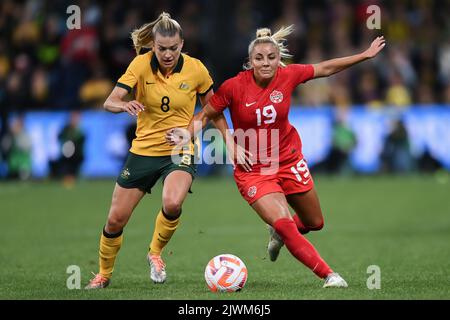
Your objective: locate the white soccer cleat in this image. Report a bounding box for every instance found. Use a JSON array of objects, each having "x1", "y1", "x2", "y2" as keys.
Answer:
[
  {"x1": 147, "y1": 254, "x2": 167, "y2": 284},
  {"x1": 323, "y1": 272, "x2": 348, "y2": 288},
  {"x1": 267, "y1": 225, "x2": 284, "y2": 262}
]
